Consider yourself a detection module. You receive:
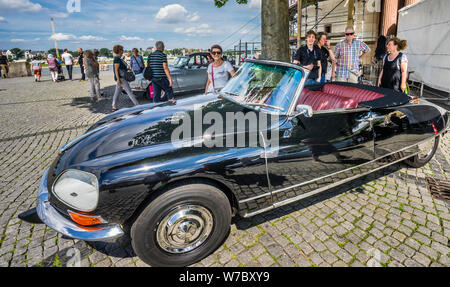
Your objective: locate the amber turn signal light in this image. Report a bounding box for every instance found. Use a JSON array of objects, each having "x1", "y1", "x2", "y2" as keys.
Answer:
[{"x1": 68, "y1": 210, "x2": 103, "y2": 226}]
